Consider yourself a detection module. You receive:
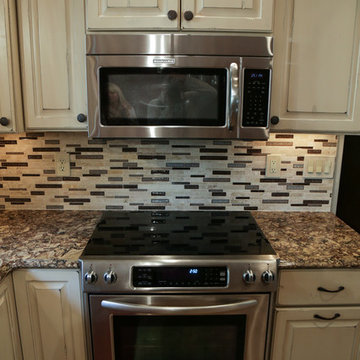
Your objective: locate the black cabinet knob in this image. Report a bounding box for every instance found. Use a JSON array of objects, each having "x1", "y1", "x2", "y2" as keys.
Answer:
[
  {"x1": 270, "y1": 116, "x2": 280, "y2": 125},
  {"x1": 77, "y1": 113, "x2": 87, "y2": 123},
  {"x1": 0, "y1": 117, "x2": 9, "y2": 126},
  {"x1": 184, "y1": 11, "x2": 194, "y2": 21},
  {"x1": 167, "y1": 10, "x2": 177, "y2": 20}
]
